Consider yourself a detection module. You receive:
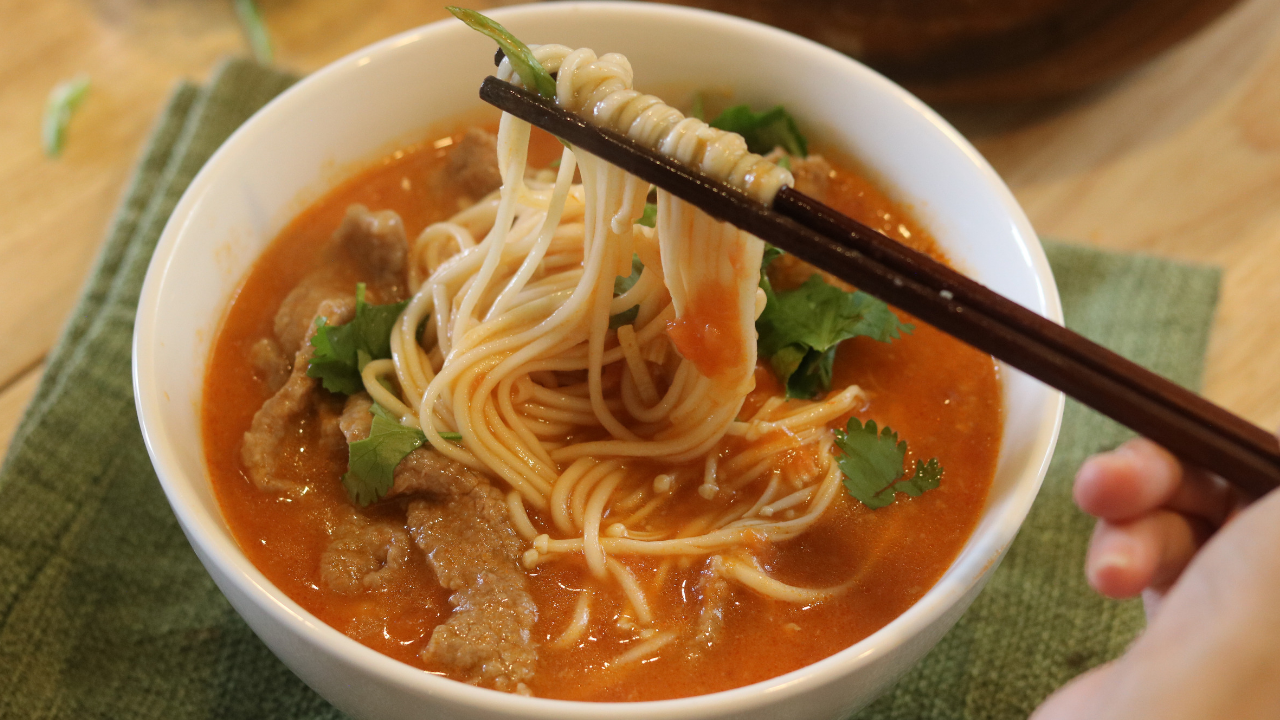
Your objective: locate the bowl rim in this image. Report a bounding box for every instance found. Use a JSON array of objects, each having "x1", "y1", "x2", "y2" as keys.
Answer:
[{"x1": 133, "y1": 2, "x2": 1065, "y2": 717}]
